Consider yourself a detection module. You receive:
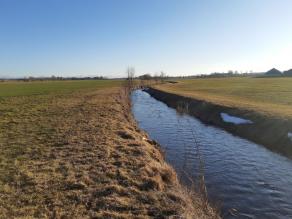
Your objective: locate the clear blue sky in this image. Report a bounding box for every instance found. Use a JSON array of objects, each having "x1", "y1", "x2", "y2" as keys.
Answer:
[{"x1": 1, "y1": 0, "x2": 292, "y2": 78}]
